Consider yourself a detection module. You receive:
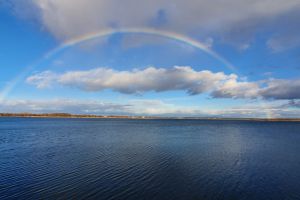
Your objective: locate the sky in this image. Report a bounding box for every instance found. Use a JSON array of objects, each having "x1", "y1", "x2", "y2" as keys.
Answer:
[{"x1": 0, "y1": 0, "x2": 300, "y2": 118}]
